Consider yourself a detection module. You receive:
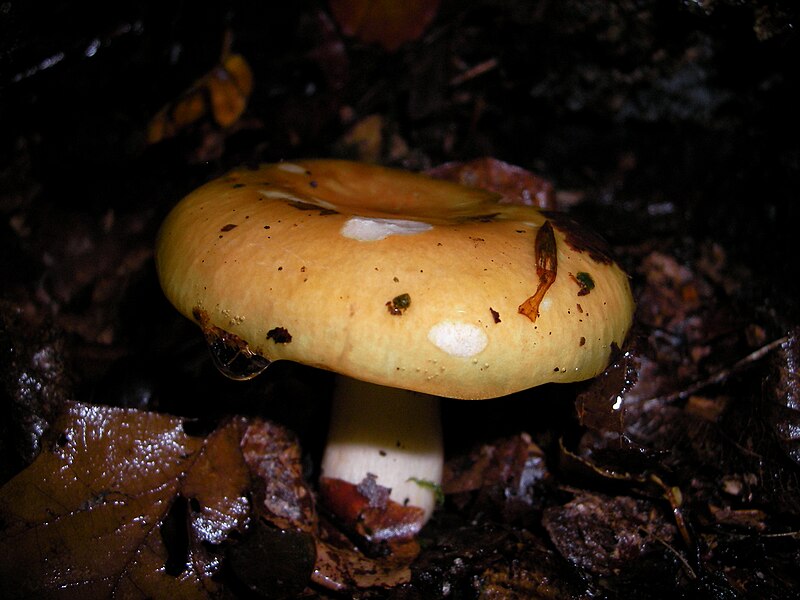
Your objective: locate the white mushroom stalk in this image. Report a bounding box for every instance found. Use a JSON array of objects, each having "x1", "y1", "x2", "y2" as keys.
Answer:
[{"x1": 321, "y1": 376, "x2": 443, "y2": 523}]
